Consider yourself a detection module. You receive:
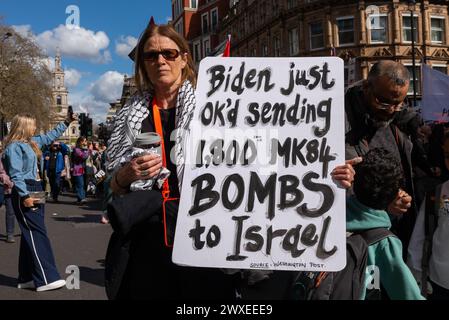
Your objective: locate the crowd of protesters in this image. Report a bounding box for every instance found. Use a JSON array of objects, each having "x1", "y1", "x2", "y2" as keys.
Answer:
[
  {"x1": 1, "y1": 133, "x2": 108, "y2": 227},
  {"x1": 1, "y1": 22, "x2": 449, "y2": 300},
  {"x1": 39, "y1": 136, "x2": 107, "y2": 205}
]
